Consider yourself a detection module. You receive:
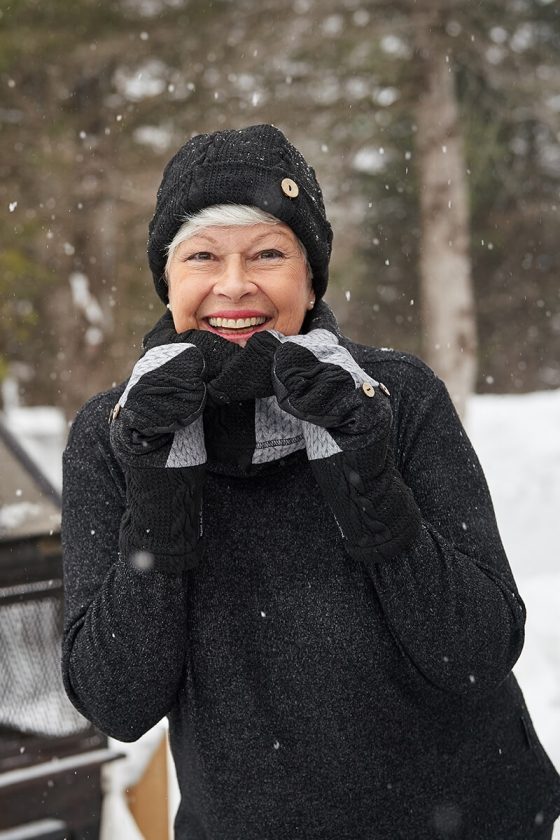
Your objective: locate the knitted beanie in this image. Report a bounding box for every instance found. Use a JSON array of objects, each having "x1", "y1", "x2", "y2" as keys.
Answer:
[{"x1": 147, "y1": 124, "x2": 333, "y2": 303}]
